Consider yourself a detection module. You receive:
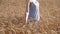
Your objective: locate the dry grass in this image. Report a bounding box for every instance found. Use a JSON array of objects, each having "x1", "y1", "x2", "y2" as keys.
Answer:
[{"x1": 0, "y1": 0, "x2": 60, "y2": 34}]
